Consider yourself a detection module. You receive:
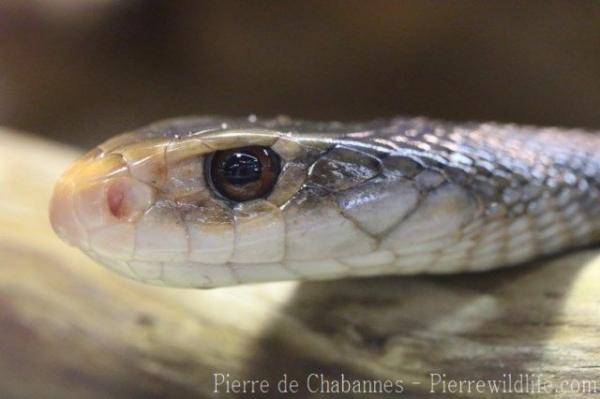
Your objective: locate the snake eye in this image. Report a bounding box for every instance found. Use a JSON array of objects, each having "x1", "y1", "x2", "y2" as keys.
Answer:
[{"x1": 206, "y1": 146, "x2": 280, "y2": 202}]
